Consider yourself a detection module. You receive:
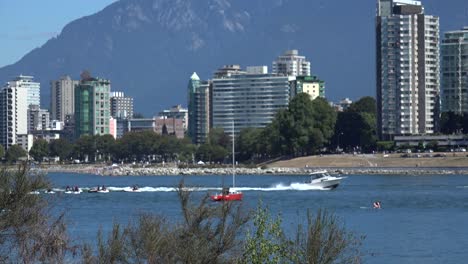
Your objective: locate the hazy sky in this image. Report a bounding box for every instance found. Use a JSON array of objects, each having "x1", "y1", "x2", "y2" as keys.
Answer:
[{"x1": 0, "y1": 0, "x2": 118, "y2": 67}]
